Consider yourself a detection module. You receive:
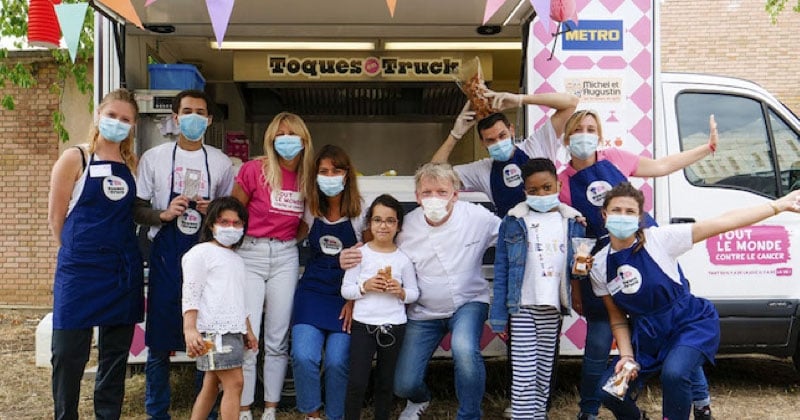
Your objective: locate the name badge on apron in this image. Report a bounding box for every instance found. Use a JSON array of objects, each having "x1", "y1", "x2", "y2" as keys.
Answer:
[
  {"x1": 502, "y1": 163, "x2": 523, "y2": 187},
  {"x1": 586, "y1": 180, "x2": 613, "y2": 207},
  {"x1": 177, "y1": 208, "x2": 202, "y2": 235},
  {"x1": 607, "y1": 274, "x2": 624, "y2": 296},
  {"x1": 319, "y1": 235, "x2": 343, "y2": 255},
  {"x1": 90, "y1": 164, "x2": 112, "y2": 178},
  {"x1": 102, "y1": 175, "x2": 129, "y2": 201}
]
